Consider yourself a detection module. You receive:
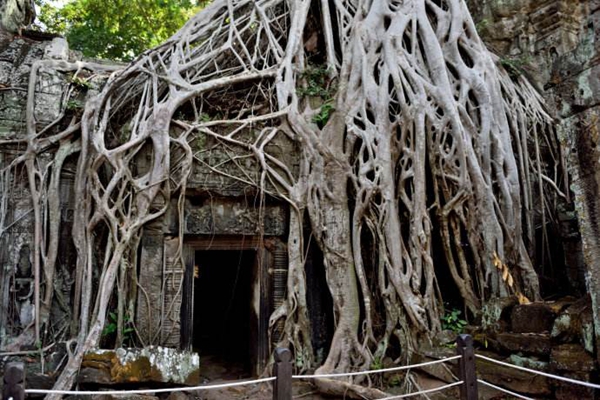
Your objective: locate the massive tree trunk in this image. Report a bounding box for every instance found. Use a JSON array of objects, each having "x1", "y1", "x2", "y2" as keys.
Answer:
[{"x1": 0, "y1": 0, "x2": 566, "y2": 397}]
